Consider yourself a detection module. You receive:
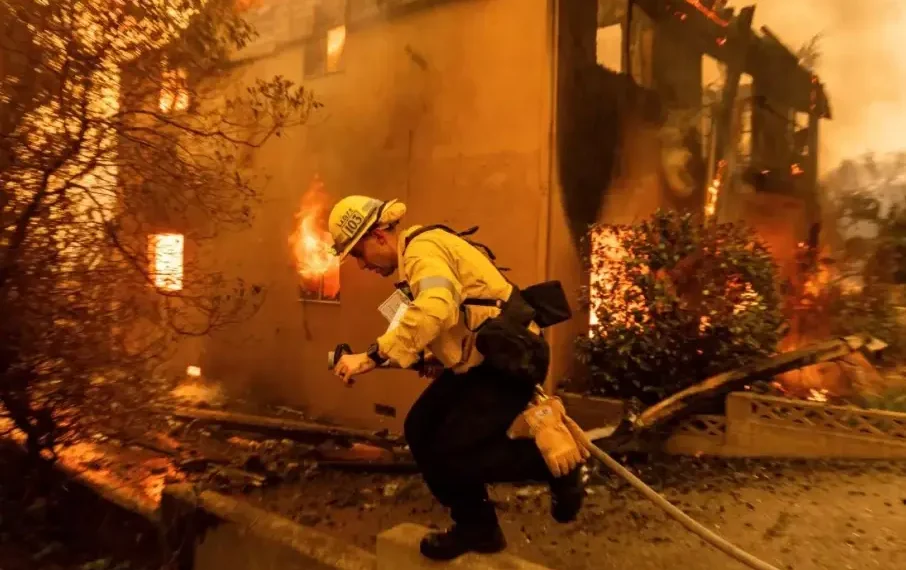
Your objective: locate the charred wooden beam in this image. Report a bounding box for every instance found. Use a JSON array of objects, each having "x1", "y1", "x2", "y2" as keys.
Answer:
[
  {"x1": 710, "y1": 5, "x2": 755, "y2": 219},
  {"x1": 157, "y1": 407, "x2": 403, "y2": 445},
  {"x1": 635, "y1": 334, "x2": 884, "y2": 430}
]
